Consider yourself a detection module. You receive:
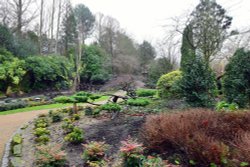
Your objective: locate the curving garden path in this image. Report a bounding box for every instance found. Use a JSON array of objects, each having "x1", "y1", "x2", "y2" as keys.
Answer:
[
  {"x1": 0, "y1": 90, "x2": 126, "y2": 163},
  {"x1": 0, "y1": 109, "x2": 49, "y2": 162}
]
